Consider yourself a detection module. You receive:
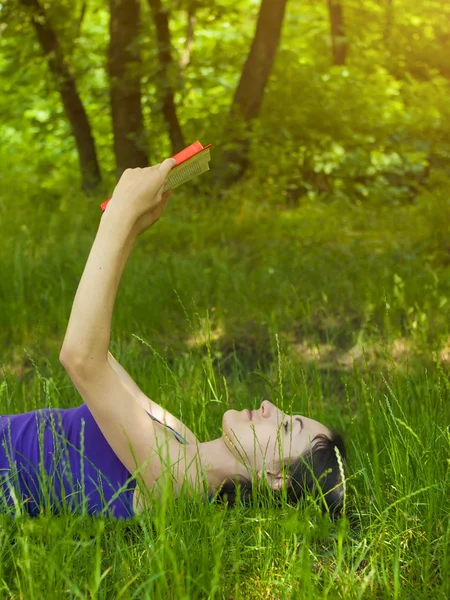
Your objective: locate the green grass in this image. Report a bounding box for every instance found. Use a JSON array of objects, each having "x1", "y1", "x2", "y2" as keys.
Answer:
[{"x1": 0, "y1": 180, "x2": 449, "y2": 598}]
